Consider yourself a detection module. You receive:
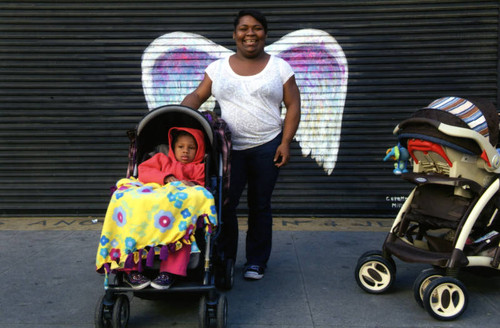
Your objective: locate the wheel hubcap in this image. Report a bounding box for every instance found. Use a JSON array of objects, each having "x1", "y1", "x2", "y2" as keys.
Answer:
[
  {"x1": 359, "y1": 261, "x2": 391, "y2": 290},
  {"x1": 429, "y1": 283, "x2": 465, "y2": 317}
]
